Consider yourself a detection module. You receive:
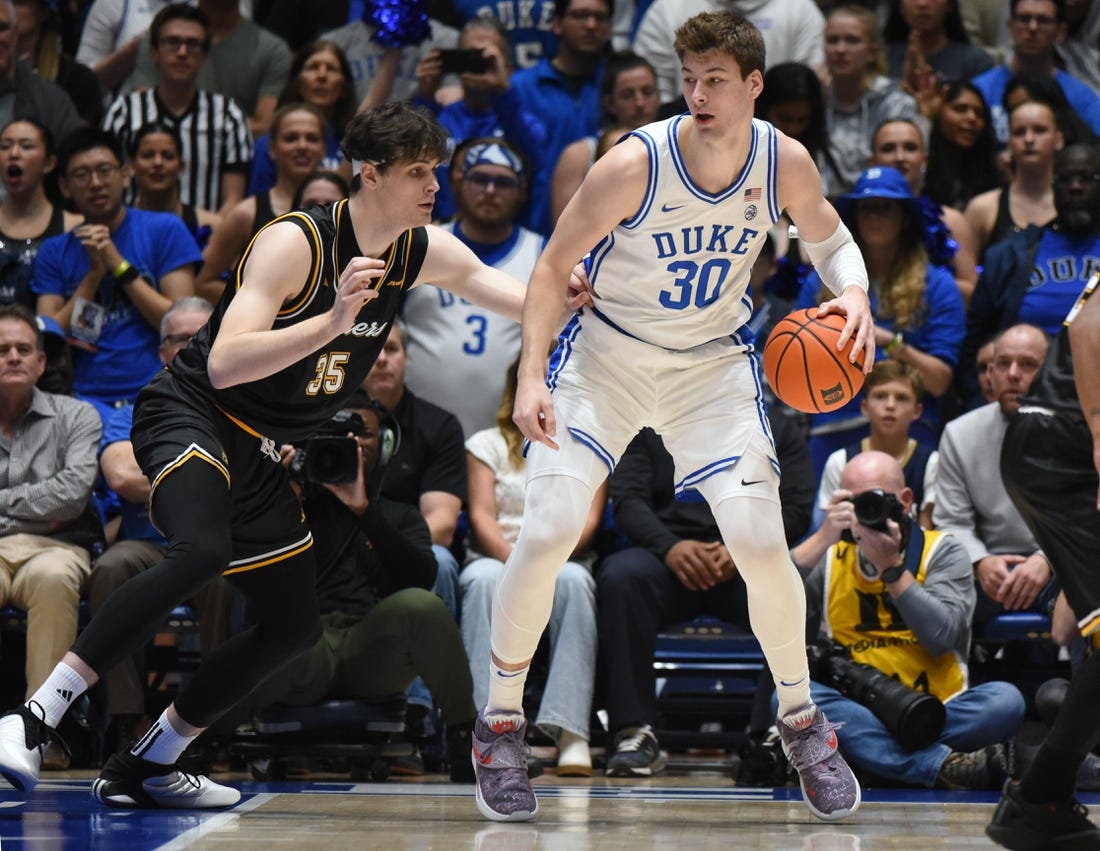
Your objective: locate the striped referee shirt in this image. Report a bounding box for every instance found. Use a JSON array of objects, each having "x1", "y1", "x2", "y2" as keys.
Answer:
[
  {"x1": 0, "y1": 388, "x2": 101, "y2": 537},
  {"x1": 103, "y1": 88, "x2": 253, "y2": 211}
]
